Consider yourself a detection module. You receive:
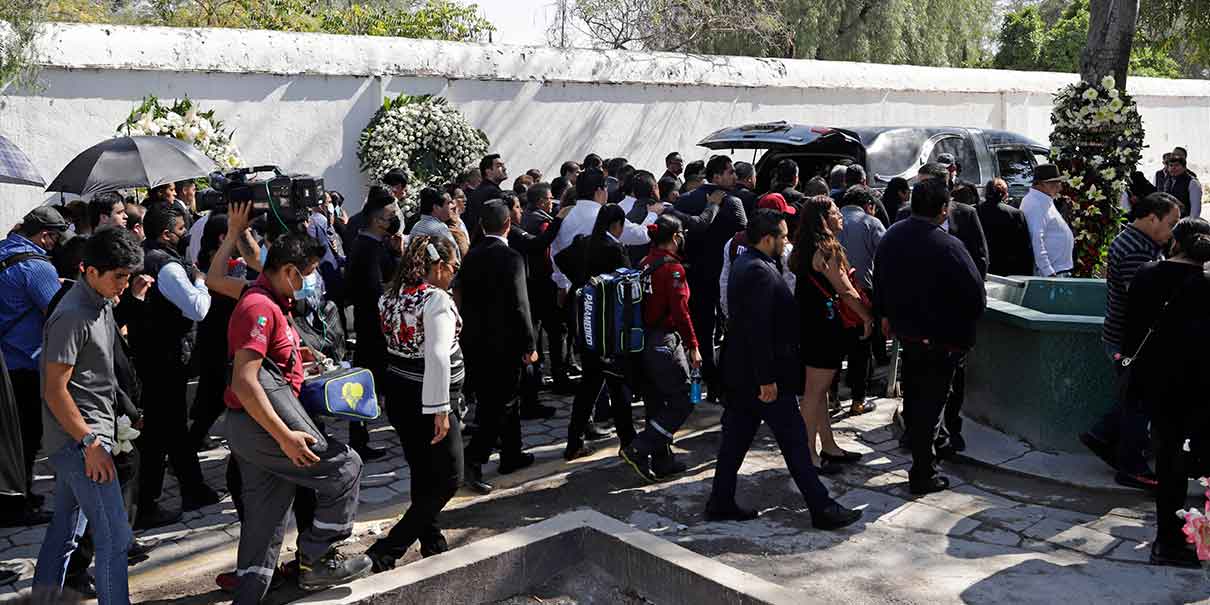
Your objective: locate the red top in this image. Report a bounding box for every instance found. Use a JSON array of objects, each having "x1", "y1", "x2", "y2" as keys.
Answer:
[
  {"x1": 224, "y1": 275, "x2": 305, "y2": 410},
  {"x1": 642, "y1": 247, "x2": 698, "y2": 350}
]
